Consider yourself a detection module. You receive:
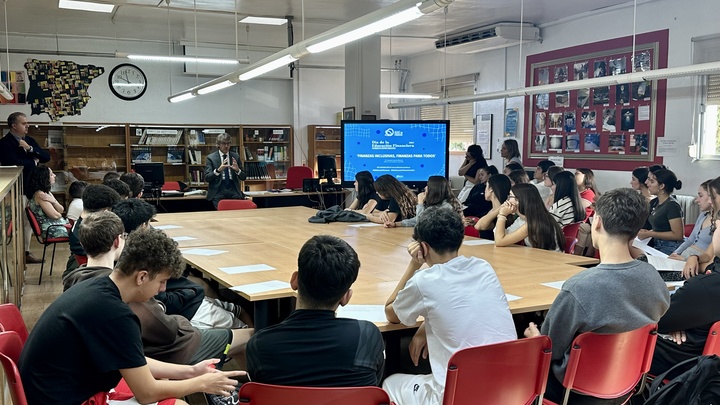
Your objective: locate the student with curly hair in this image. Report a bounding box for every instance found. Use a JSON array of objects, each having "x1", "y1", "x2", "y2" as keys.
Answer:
[
  {"x1": 26, "y1": 165, "x2": 69, "y2": 239},
  {"x1": 494, "y1": 183, "x2": 564, "y2": 251},
  {"x1": 366, "y1": 174, "x2": 417, "y2": 224},
  {"x1": 386, "y1": 176, "x2": 463, "y2": 228}
]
